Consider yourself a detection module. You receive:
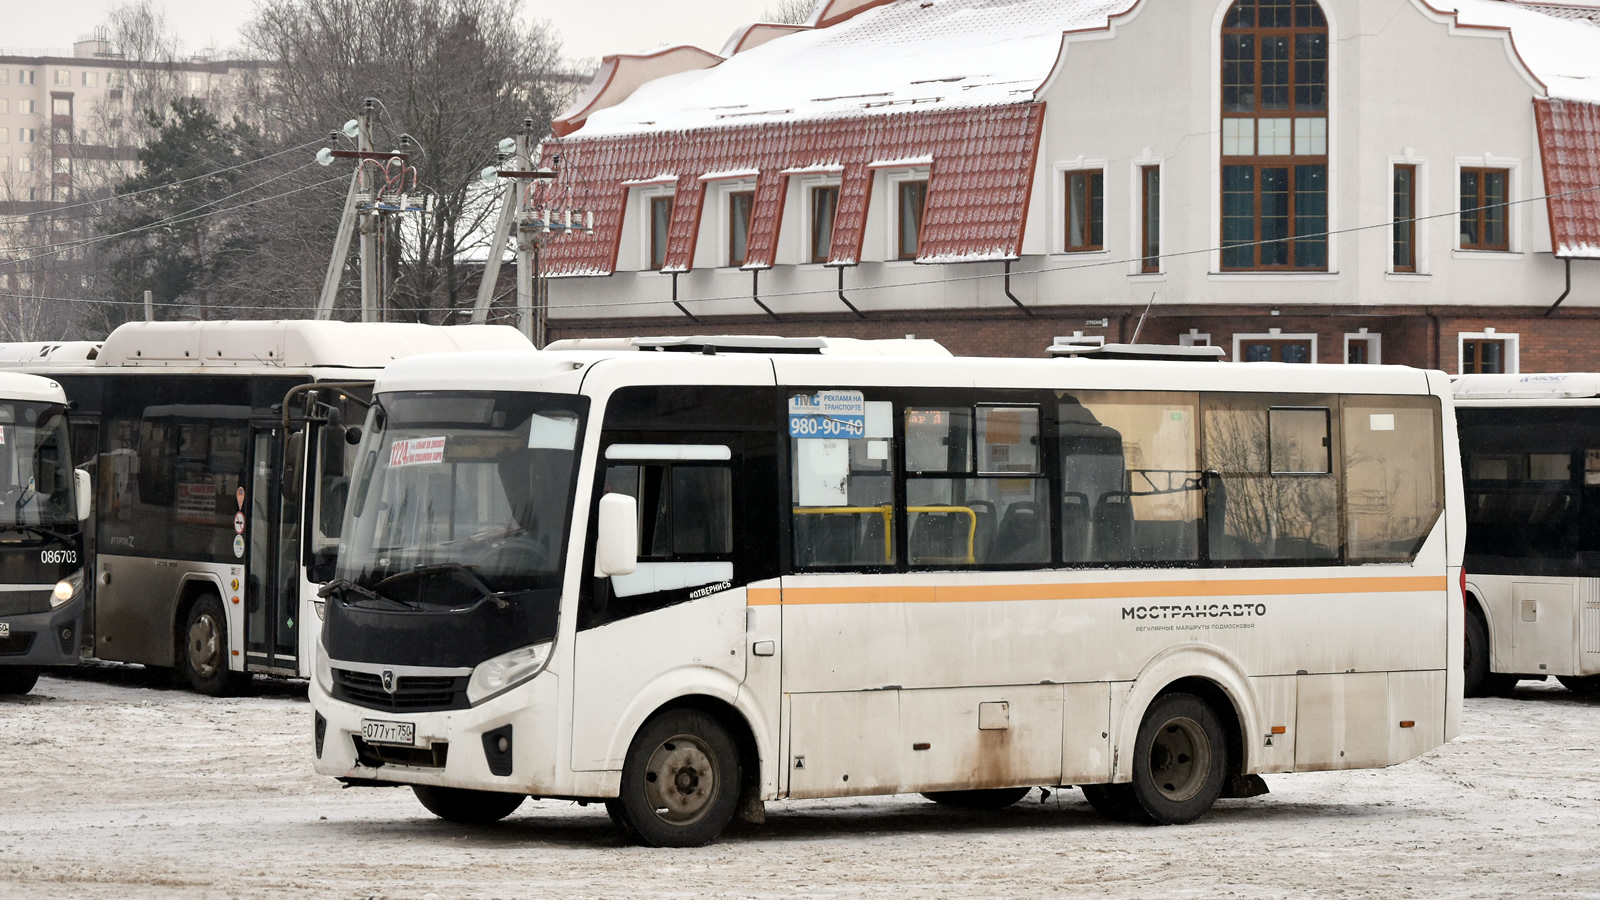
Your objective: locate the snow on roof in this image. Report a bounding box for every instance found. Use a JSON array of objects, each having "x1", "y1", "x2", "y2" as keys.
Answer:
[
  {"x1": 1430, "y1": 0, "x2": 1600, "y2": 103},
  {"x1": 573, "y1": 0, "x2": 1136, "y2": 138}
]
